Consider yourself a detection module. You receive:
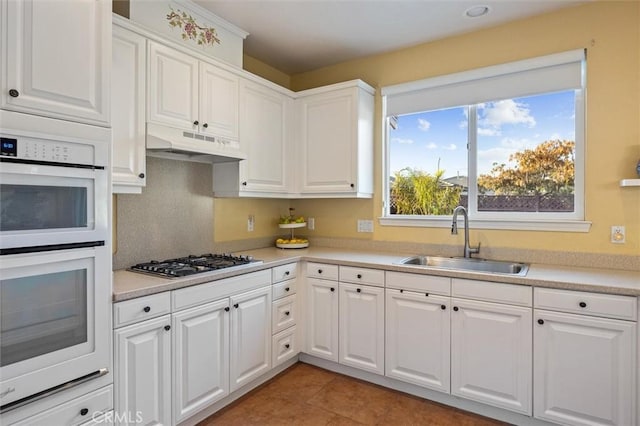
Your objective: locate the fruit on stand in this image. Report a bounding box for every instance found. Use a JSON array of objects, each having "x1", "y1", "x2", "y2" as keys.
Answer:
[
  {"x1": 276, "y1": 208, "x2": 309, "y2": 248},
  {"x1": 276, "y1": 238, "x2": 309, "y2": 245},
  {"x1": 279, "y1": 208, "x2": 305, "y2": 225}
]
